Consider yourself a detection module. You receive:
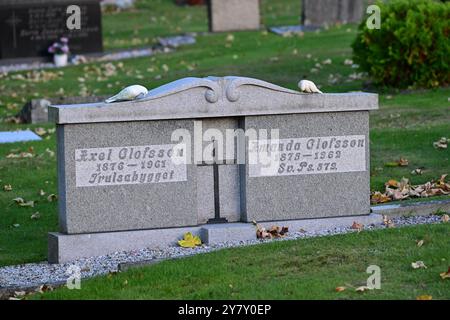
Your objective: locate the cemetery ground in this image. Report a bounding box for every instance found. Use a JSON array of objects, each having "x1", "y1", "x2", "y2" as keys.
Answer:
[
  {"x1": 32, "y1": 223, "x2": 450, "y2": 300},
  {"x1": 0, "y1": 0, "x2": 449, "y2": 299}
]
